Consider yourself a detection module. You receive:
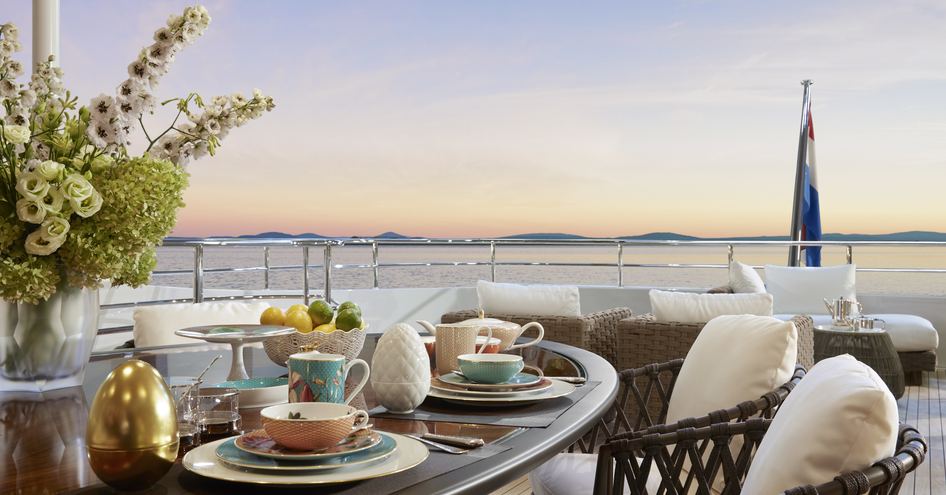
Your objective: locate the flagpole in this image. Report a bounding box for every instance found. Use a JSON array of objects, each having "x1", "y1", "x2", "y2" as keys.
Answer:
[{"x1": 788, "y1": 79, "x2": 813, "y2": 266}]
